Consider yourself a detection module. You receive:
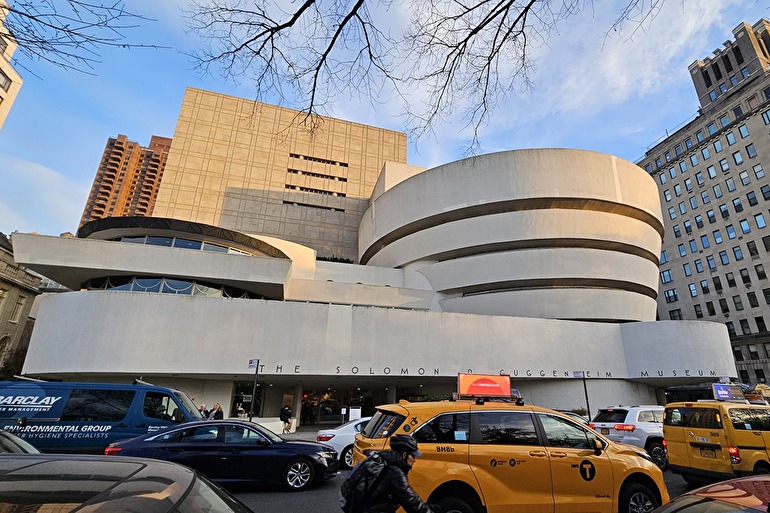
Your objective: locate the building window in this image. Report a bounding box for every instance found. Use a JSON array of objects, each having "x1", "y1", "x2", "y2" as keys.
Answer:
[
  {"x1": 678, "y1": 201, "x2": 687, "y2": 215},
  {"x1": 674, "y1": 184, "x2": 682, "y2": 196},
  {"x1": 758, "y1": 317, "x2": 767, "y2": 332},
  {"x1": 673, "y1": 225, "x2": 681, "y2": 238},
  {"x1": 740, "y1": 171, "x2": 750, "y2": 186},
  {"x1": 763, "y1": 109, "x2": 770, "y2": 125},
  {"x1": 664, "y1": 289, "x2": 679, "y2": 303},
  {"x1": 701, "y1": 279, "x2": 710, "y2": 294},
  {"x1": 749, "y1": 344, "x2": 760, "y2": 358},
  {"x1": 740, "y1": 370, "x2": 751, "y2": 382},
  {"x1": 727, "y1": 322, "x2": 737, "y2": 337},
  {"x1": 690, "y1": 196, "x2": 699, "y2": 209},
  {"x1": 690, "y1": 155, "x2": 698, "y2": 167},
  {"x1": 714, "y1": 276, "x2": 723, "y2": 291},
  {"x1": 664, "y1": 189, "x2": 671, "y2": 202},
  {"x1": 754, "y1": 164, "x2": 765, "y2": 179},
  {"x1": 689, "y1": 283, "x2": 698, "y2": 297},
  {"x1": 680, "y1": 161, "x2": 687, "y2": 173},
  {"x1": 714, "y1": 140, "x2": 723, "y2": 153},
  {"x1": 10, "y1": 296, "x2": 26, "y2": 323},
  {"x1": 719, "y1": 159, "x2": 730, "y2": 172},
  {"x1": 701, "y1": 148, "x2": 710, "y2": 161},
  {"x1": 764, "y1": 235, "x2": 770, "y2": 252},
  {"x1": 720, "y1": 250, "x2": 730, "y2": 265},
  {"x1": 696, "y1": 171, "x2": 705, "y2": 185},
  {"x1": 712, "y1": 230, "x2": 723, "y2": 244},
  {"x1": 684, "y1": 263, "x2": 692, "y2": 277},
  {"x1": 709, "y1": 90, "x2": 718, "y2": 102},
  {"x1": 694, "y1": 304, "x2": 703, "y2": 318},
  {"x1": 700, "y1": 234, "x2": 710, "y2": 248},
  {"x1": 707, "y1": 165, "x2": 717, "y2": 179},
  {"x1": 660, "y1": 270, "x2": 673, "y2": 283},
  {"x1": 762, "y1": 185, "x2": 770, "y2": 201},
  {"x1": 669, "y1": 309, "x2": 683, "y2": 320},
  {"x1": 707, "y1": 255, "x2": 717, "y2": 270},
  {"x1": 720, "y1": 298, "x2": 730, "y2": 313},
  {"x1": 734, "y1": 347, "x2": 744, "y2": 361},
  {"x1": 755, "y1": 213, "x2": 767, "y2": 229},
  {"x1": 707, "y1": 210, "x2": 716, "y2": 223},
  {"x1": 748, "y1": 291, "x2": 759, "y2": 308},
  {"x1": 695, "y1": 215, "x2": 704, "y2": 228},
  {"x1": 713, "y1": 184, "x2": 723, "y2": 198},
  {"x1": 695, "y1": 259, "x2": 704, "y2": 273},
  {"x1": 733, "y1": 104, "x2": 743, "y2": 116},
  {"x1": 697, "y1": 130, "x2": 705, "y2": 142},
  {"x1": 747, "y1": 191, "x2": 758, "y2": 206},
  {"x1": 670, "y1": 167, "x2": 678, "y2": 179},
  {"x1": 661, "y1": 250, "x2": 669, "y2": 264},
  {"x1": 726, "y1": 178, "x2": 737, "y2": 192},
  {"x1": 739, "y1": 125, "x2": 750, "y2": 138},
  {"x1": 726, "y1": 272, "x2": 736, "y2": 287},
  {"x1": 685, "y1": 137, "x2": 693, "y2": 149},
  {"x1": 733, "y1": 151, "x2": 744, "y2": 166},
  {"x1": 726, "y1": 132, "x2": 736, "y2": 145},
  {"x1": 675, "y1": 145, "x2": 683, "y2": 156},
  {"x1": 756, "y1": 264, "x2": 767, "y2": 280},
  {"x1": 669, "y1": 207, "x2": 677, "y2": 220},
  {"x1": 726, "y1": 224, "x2": 737, "y2": 239},
  {"x1": 706, "y1": 301, "x2": 716, "y2": 315},
  {"x1": 740, "y1": 268, "x2": 751, "y2": 284},
  {"x1": 757, "y1": 368, "x2": 766, "y2": 383},
  {"x1": 719, "y1": 204, "x2": 730, "y2": 219},
  {"x1": 733, "y1": 246, "x2": 743, "y2": 260},
  {"x1": 0, "y1": 70, "x2": 11, "y2": 92},
  {"x1": 734, "y1": 295, "x2": 744, "y2": 311},
  {"x1": 746, "y1": 144, "x2": 757, "y2": 159},
  {"x1": 659, "y1": 173, "x2": 667, "y2": 185},
  {"x1": 748, "y1": 241, "x2": 759, "y2": 257},
  {"x1": 740, "y1": 219, "x2": 751, "y2": 234},
  {"x1": 684, "y1": 220, "x2": 692, "y2": 234},
  {"x1": 764, "y1": 288, "x2": 770, "y2": 305},
  {"x1": 685, "y1": 178, "x2": 693, "y2": 191},
  {"x1": 700, "y1": 191, "x2": 710, "y2": 204}
]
